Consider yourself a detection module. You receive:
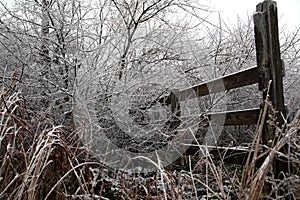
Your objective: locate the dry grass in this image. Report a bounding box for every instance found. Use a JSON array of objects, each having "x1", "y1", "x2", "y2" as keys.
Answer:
[
  {"x1": 0, "y1": 86, "x2": 299, "y2": 199},
  {"x1": 239, "y1": 89, "x2": 300, "y2": 199}
]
